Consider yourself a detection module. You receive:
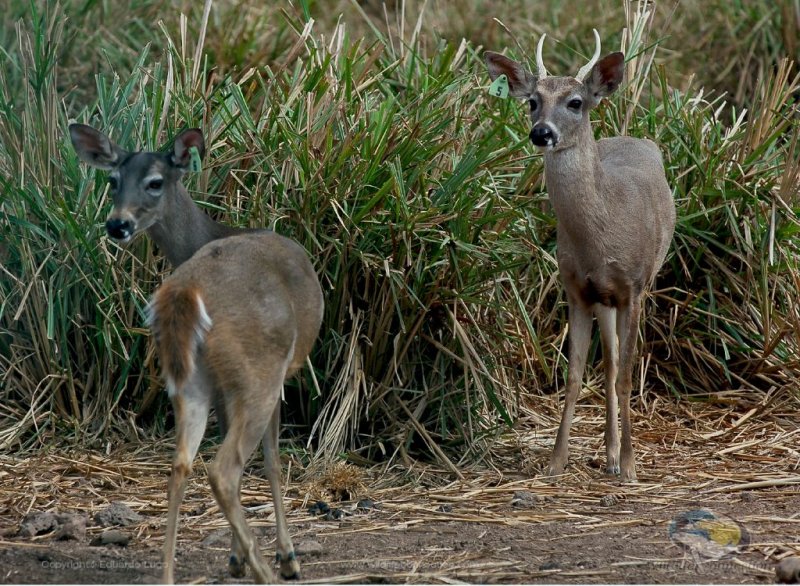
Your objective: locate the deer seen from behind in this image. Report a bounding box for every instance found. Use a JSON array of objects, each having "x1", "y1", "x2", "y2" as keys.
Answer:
[
  {"x1": 70, "y1": 125, "x2": 324, "y2": 582},
  {"x1": 485, "y1": 31, "x2": 675, "y2": 482}
]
